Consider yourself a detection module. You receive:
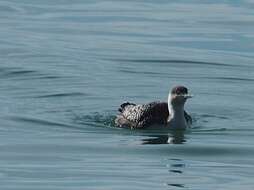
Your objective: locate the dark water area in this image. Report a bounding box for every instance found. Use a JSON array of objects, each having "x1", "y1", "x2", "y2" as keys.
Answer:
[{"x1": 1, "y1": 0, "x2": 254, "y2": 189}]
